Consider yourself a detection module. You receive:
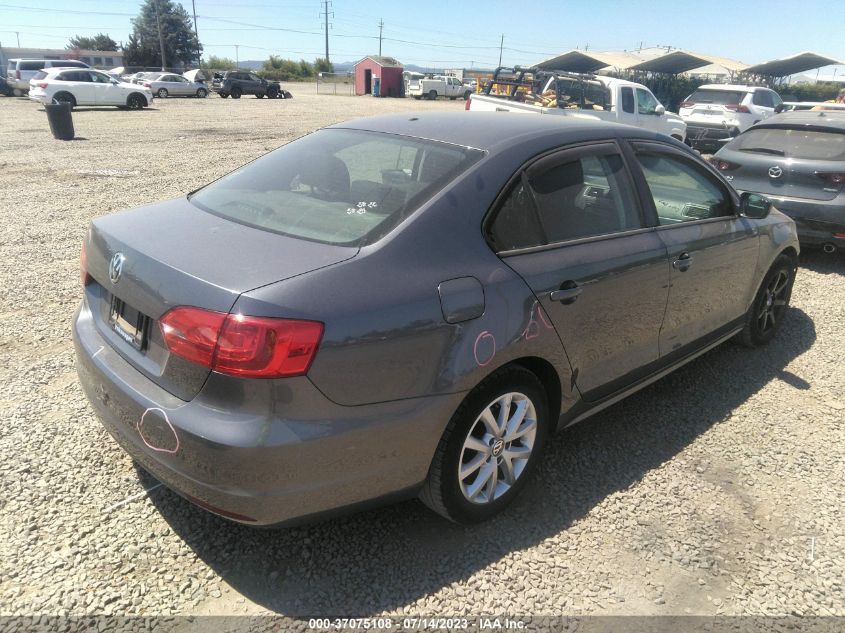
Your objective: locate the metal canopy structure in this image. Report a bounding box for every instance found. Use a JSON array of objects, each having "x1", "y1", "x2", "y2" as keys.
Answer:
[
  {"x1": 534, "y1": 50, "x2": 643, "y2": 73},
  {"x1": 627, "y1": 50, "x2": 749, "y2": 74},
  {"x1": 742, "y1": 52, "x2": 845, "y2": 77}
]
